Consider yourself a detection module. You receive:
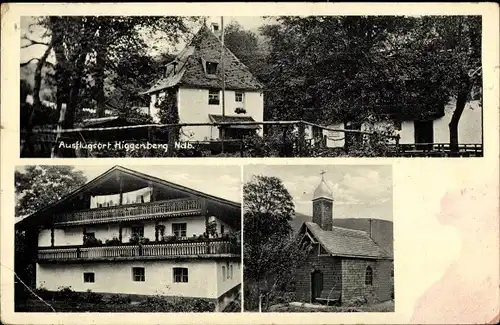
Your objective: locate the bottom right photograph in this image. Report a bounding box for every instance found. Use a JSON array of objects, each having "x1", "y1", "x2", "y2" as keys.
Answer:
[{"x1": 243, "y1": 164, "x2": 394, "y2": 312}]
